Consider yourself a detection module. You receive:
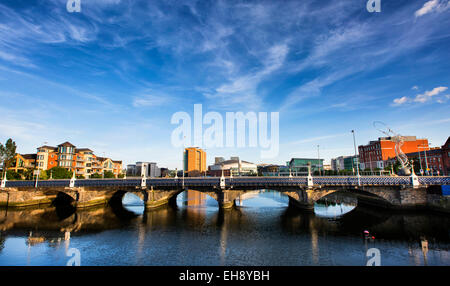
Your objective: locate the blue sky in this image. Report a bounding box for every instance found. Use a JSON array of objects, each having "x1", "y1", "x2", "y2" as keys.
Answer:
[{"x1": 0, "y1": 0, "x2": 449, "y2": 169}]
